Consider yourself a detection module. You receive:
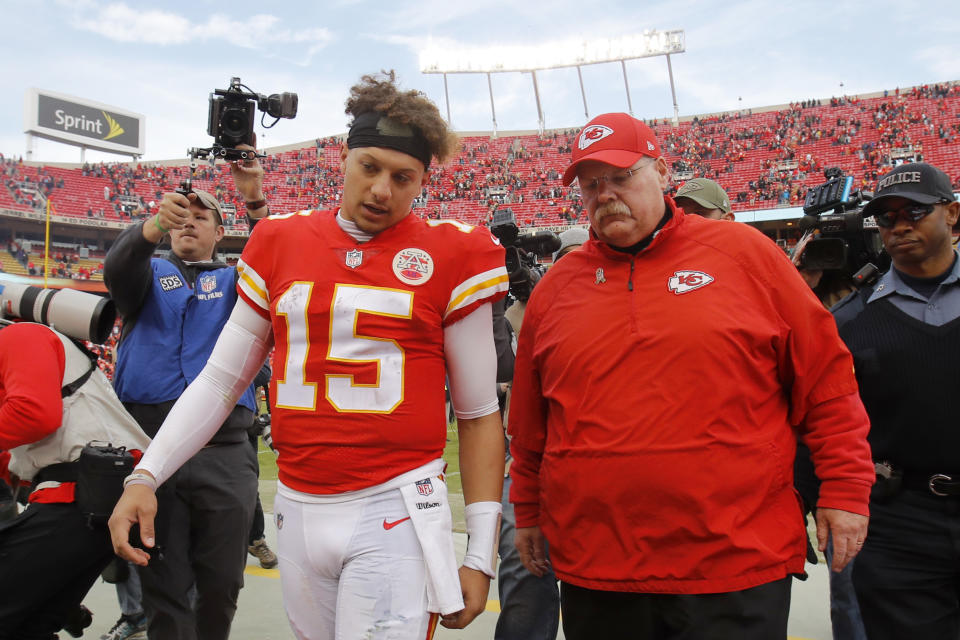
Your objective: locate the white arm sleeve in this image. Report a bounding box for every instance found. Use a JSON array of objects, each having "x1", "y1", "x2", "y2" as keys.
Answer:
[
  {"x1": 444, "y1": 303, "x2": 500, "y2": 419},
  {"x1": 137, "y1": 299, "x2": 273, "y2": 485}
]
